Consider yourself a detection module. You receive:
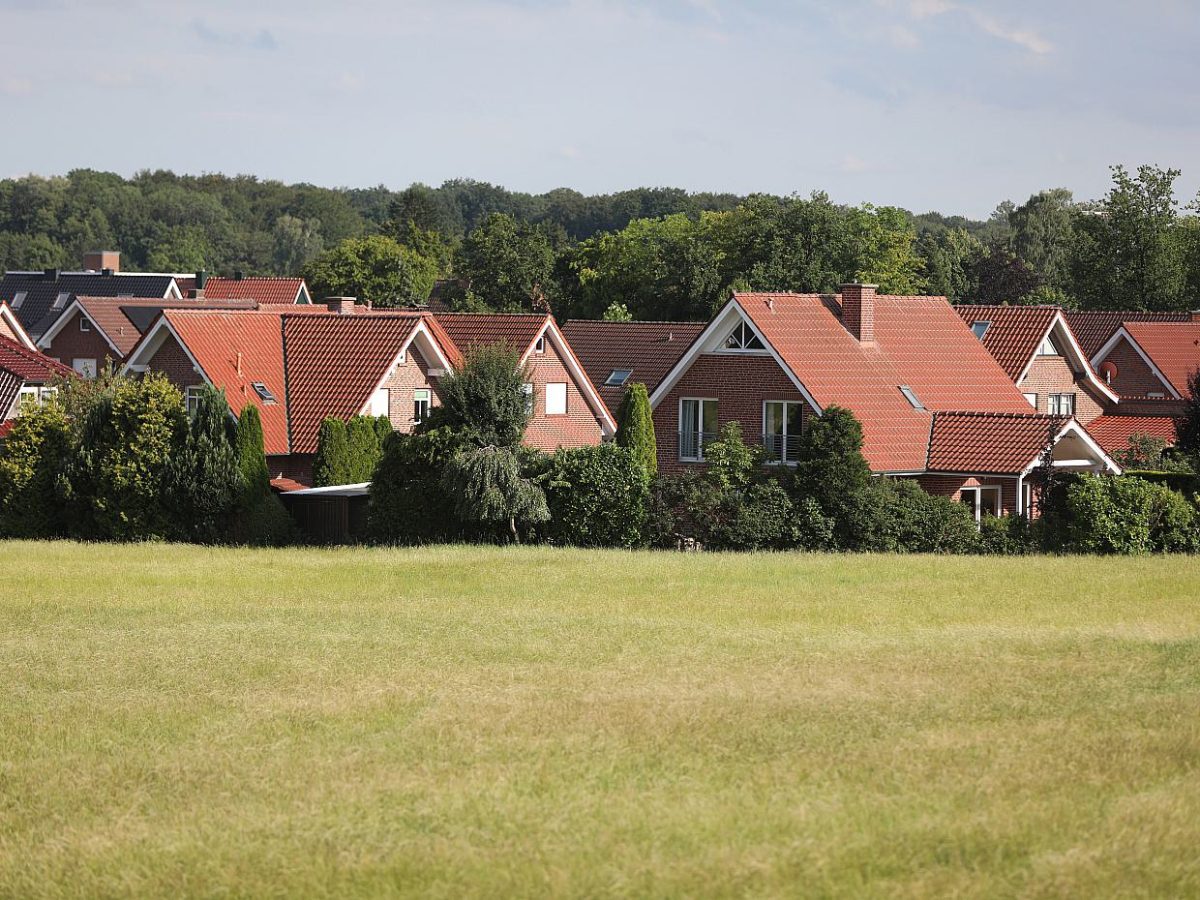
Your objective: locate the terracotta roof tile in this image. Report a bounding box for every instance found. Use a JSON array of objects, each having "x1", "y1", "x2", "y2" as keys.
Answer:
[
  {"x1": 0, "y1": 419, "x2": 13, "y2": 440},
  {"x1": 74, "y1": 296, "x2": 258, "y2": 357},
  {"x1": 1065, "y1": 310, "x2": 1192, "y2": 358},
  {"x1": 201, "y1": 276, "x2": 309, "y2": 305},
  {"x1": 1085, "y1": 414, "x2": 1179, "y2": 453},
  {"x1": 0, "y1": 272, "x2": 177, "y2": 337},
  {"x1": 954, "y1": 305, "x2": 1059, "y2": 379},
  {"x1": 927, "y1": 411, "x2": 1066, "y2": 474},
  {"x1": 433, "y1": 313, "x2": 547, "y2": 357},
  {"x1": 561, "y1": 320, "x2": 705, "y2": 410},
  {"x1": 0, "y1": 334, "x2": 74, "y2": 382},
  {"x1": 1120, "y1": 321, "x2": 1200, "y2": 396}
]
